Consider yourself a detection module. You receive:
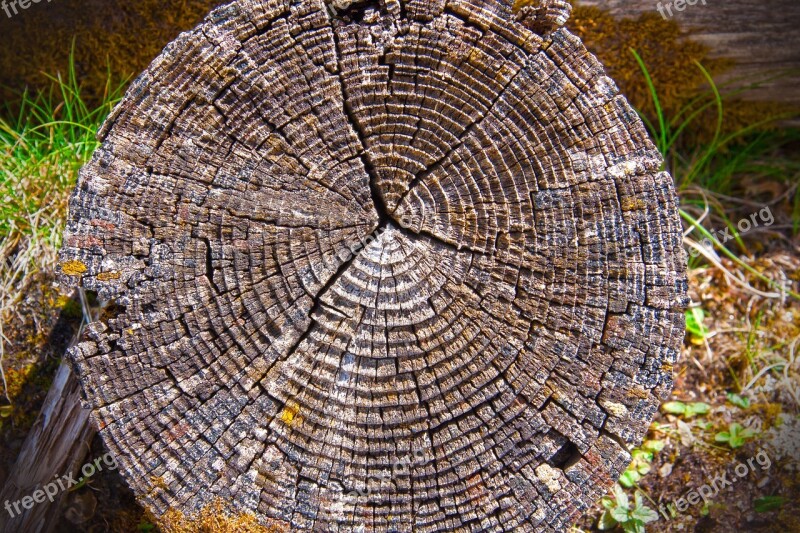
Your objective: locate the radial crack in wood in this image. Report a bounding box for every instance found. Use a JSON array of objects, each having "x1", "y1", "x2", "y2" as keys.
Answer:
[{"x1": 57, "y1": 0, "x2": 688, "y2": 531}]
